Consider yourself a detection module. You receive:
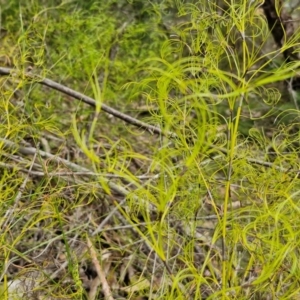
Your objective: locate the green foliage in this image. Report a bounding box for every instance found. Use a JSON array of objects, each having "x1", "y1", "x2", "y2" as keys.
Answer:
[{"x1": 2, "y1": 0, "x2": 300, "y2": 299}]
